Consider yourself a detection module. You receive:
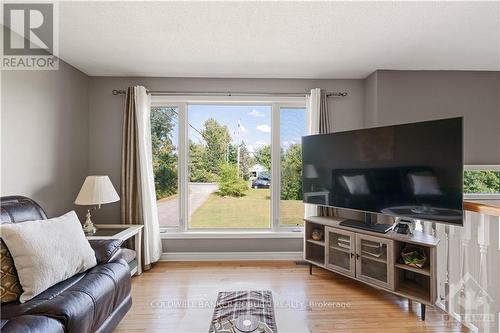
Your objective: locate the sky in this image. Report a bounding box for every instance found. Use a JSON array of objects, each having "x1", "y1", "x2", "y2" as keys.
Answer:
[
  {"x1": 162, "y1": 105, "x2": 306, "y2": 155},
  {"x1": 187, "y1": 105, "x2": 306, "y2": 154}
]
